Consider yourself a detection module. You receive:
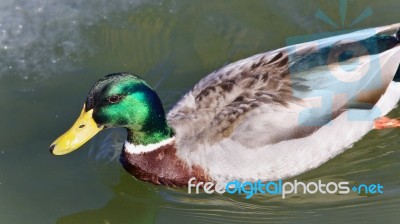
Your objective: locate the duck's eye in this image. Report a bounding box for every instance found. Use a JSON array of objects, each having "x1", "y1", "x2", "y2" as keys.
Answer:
[{"x1": 108, "y1": 95, "x2": 121, "y2": 103}]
